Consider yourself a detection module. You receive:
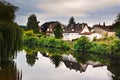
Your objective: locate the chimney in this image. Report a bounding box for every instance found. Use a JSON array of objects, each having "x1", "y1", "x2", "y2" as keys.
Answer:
[
  {"x1": 103, "y1": 22, "x2": 105, "y2": 26},
  {"x1": 99, "y1": 22, "x2": 100, "y2": 26}
]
